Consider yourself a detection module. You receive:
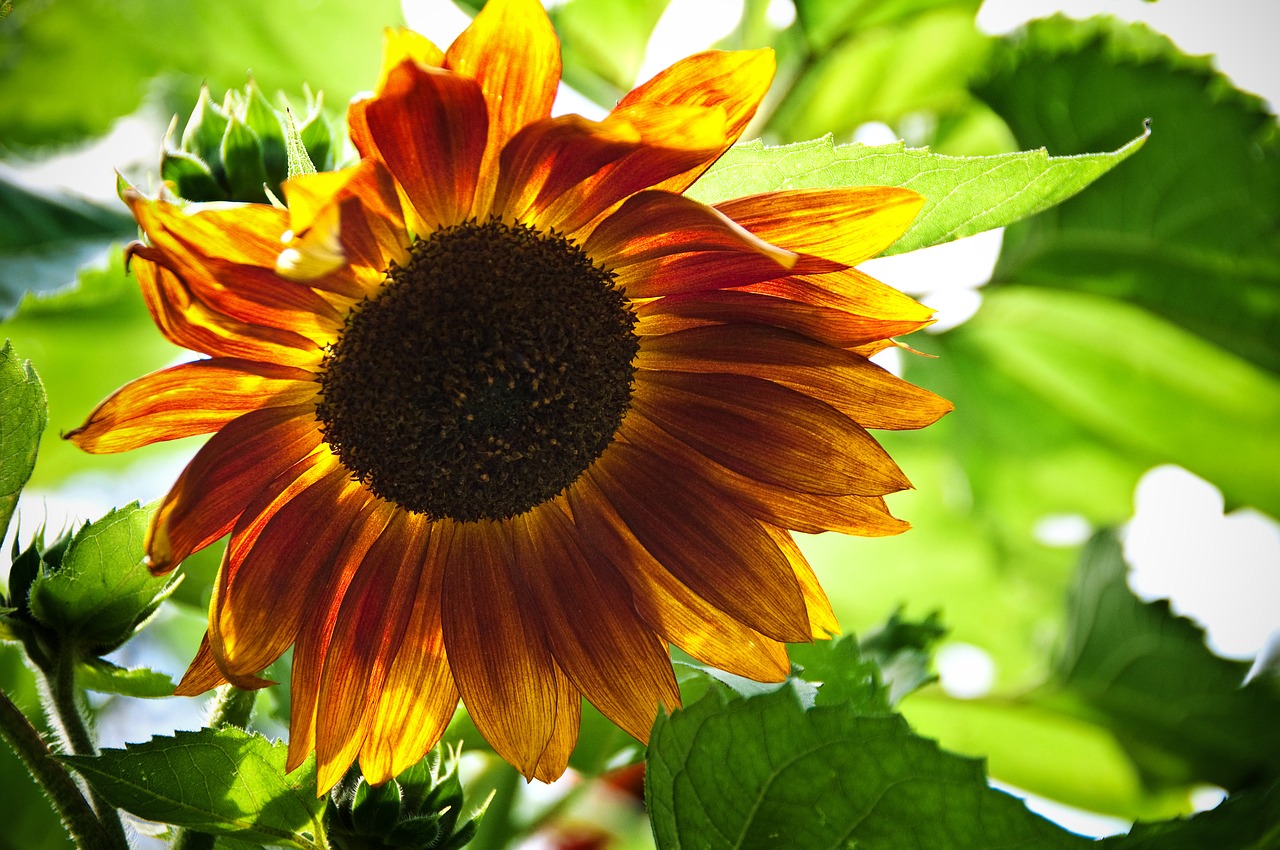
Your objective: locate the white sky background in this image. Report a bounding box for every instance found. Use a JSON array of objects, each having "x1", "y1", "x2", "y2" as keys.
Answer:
[{"x1": 6, "y1": 0, "x2": 1279, "y2": 837}]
